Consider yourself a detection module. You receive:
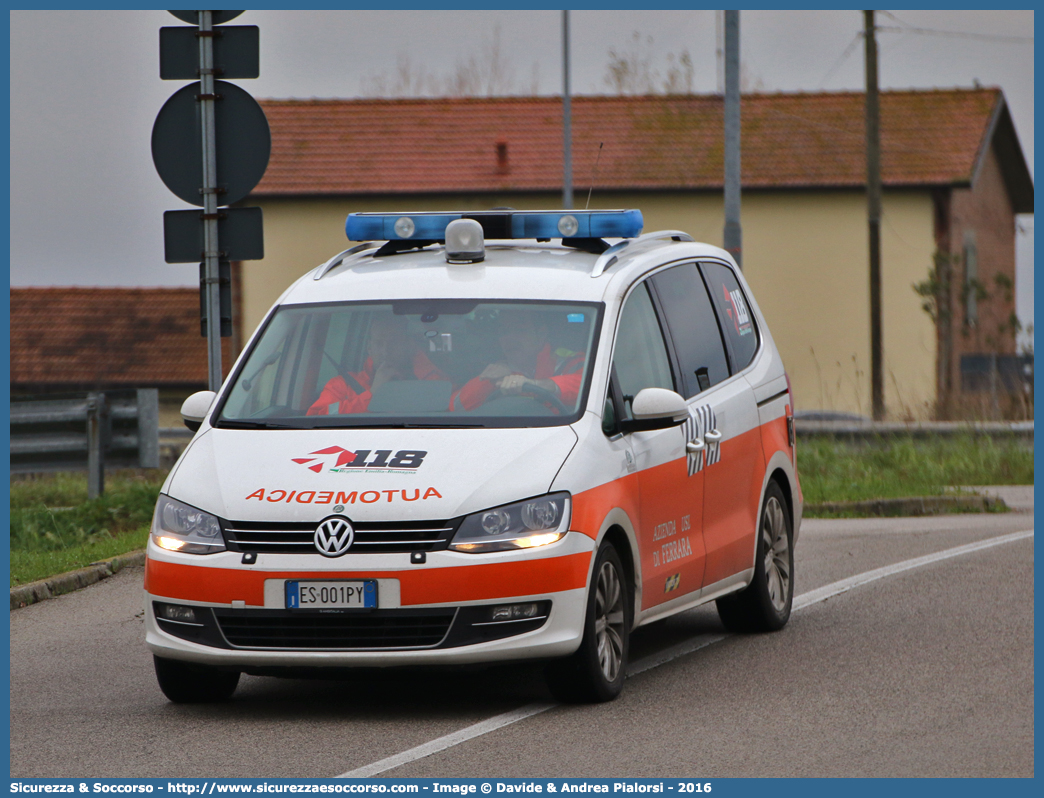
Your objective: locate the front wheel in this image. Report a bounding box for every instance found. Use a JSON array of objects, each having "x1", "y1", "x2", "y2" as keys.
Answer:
[
  {"x1": 154, "y1": 656, "x2": 240, "y2": 703},
  {"x1": 545, "y1": 540, "x2": 630, "y2": 703},
  {"x1": 716, "y1": 481, "x2": 794, "y2": 633}
]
